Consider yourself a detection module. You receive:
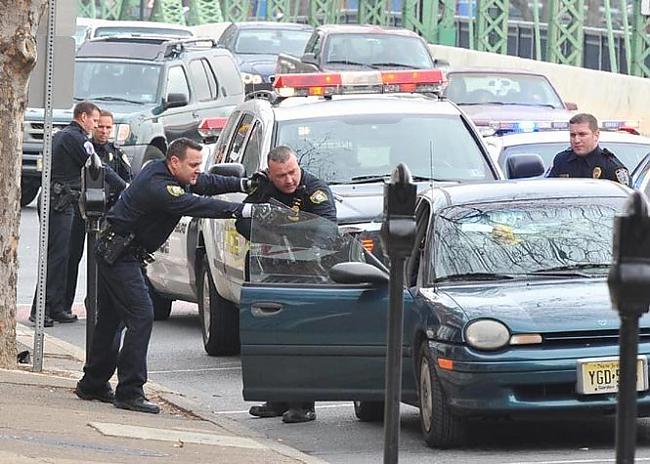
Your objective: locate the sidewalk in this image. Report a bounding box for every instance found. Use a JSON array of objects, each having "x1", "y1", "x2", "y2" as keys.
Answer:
[{"x1": 0, "y1": 323, "x2": 327, "y2": 464}]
